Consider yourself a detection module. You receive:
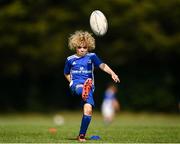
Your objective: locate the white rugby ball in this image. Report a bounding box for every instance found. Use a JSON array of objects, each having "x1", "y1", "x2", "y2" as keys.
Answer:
[{"x1": 90, "y1": 10, "x2": 108, "y2": 36}]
